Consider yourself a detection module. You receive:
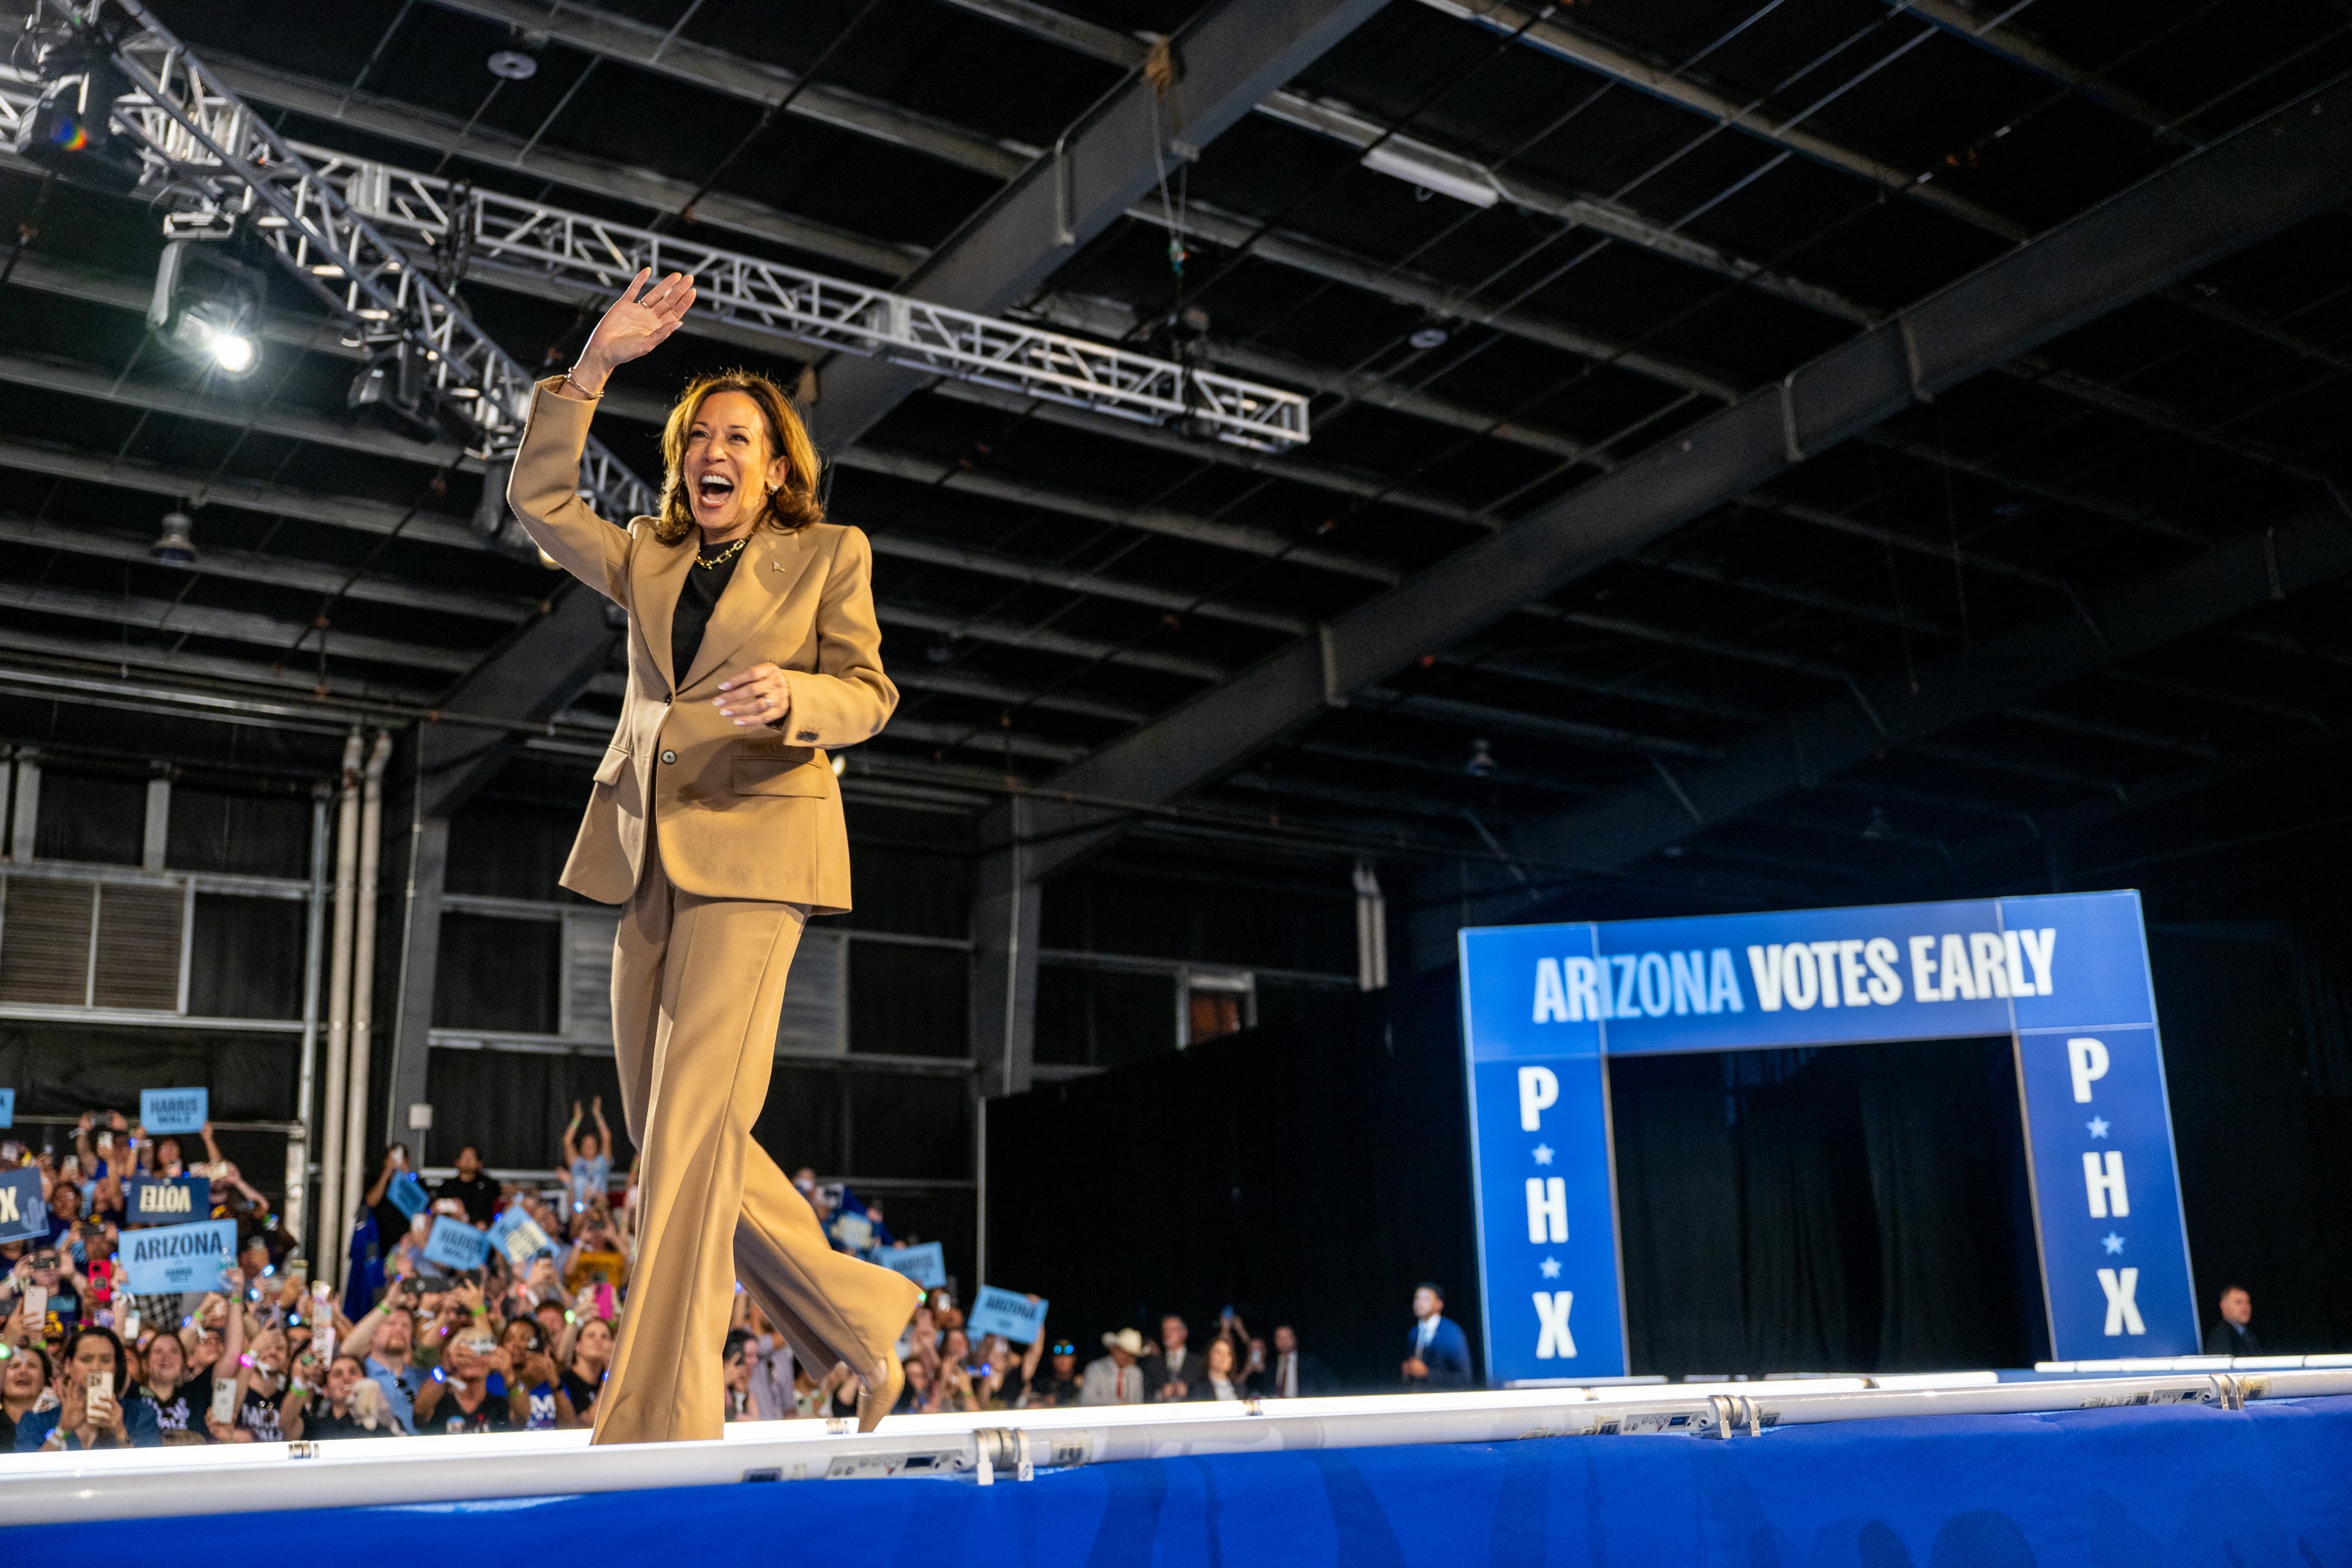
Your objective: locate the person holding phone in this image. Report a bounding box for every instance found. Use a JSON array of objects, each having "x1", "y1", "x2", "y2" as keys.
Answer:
[
  {"x1": 17, "y1": 1326, "x2": 159, "y2": 1450},
  {"x1": 282, "y1": 1352, "x2": 399, "y2": 1440},
  {"x1": 410, "y1": 1325, "x2": 524, "y2": 1434},
  {"x1": 508, "y1": 270, "x2": 921, "y2": 1443}
]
